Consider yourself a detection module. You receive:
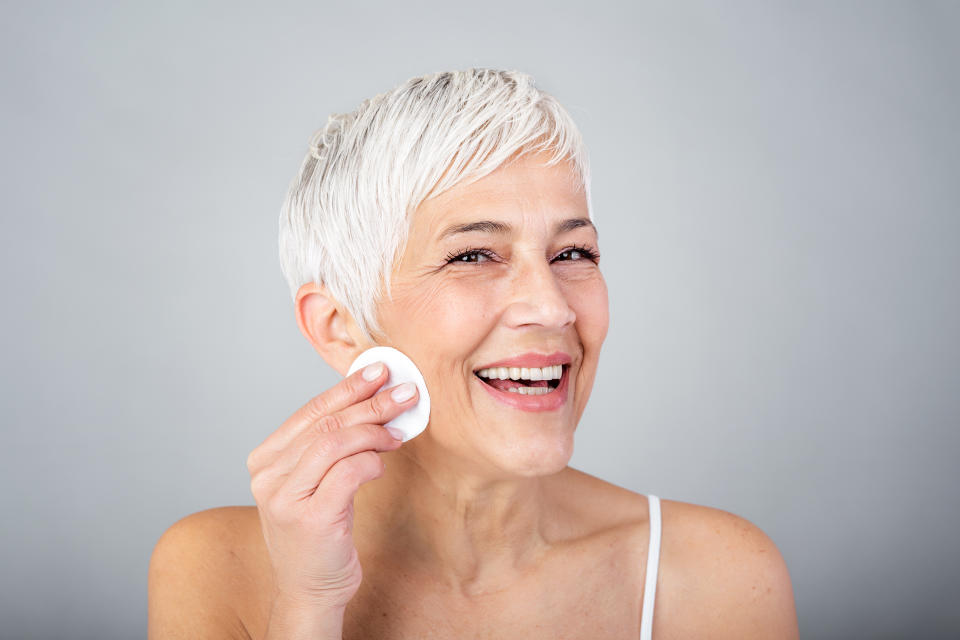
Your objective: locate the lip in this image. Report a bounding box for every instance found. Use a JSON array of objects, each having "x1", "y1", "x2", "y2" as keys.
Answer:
[
  {"x1": 473, "y1": 351, "x2": 572, "y2": 371},
  {"x1": 472, "y1": 361, "x2": 571, "y2": 412}
]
